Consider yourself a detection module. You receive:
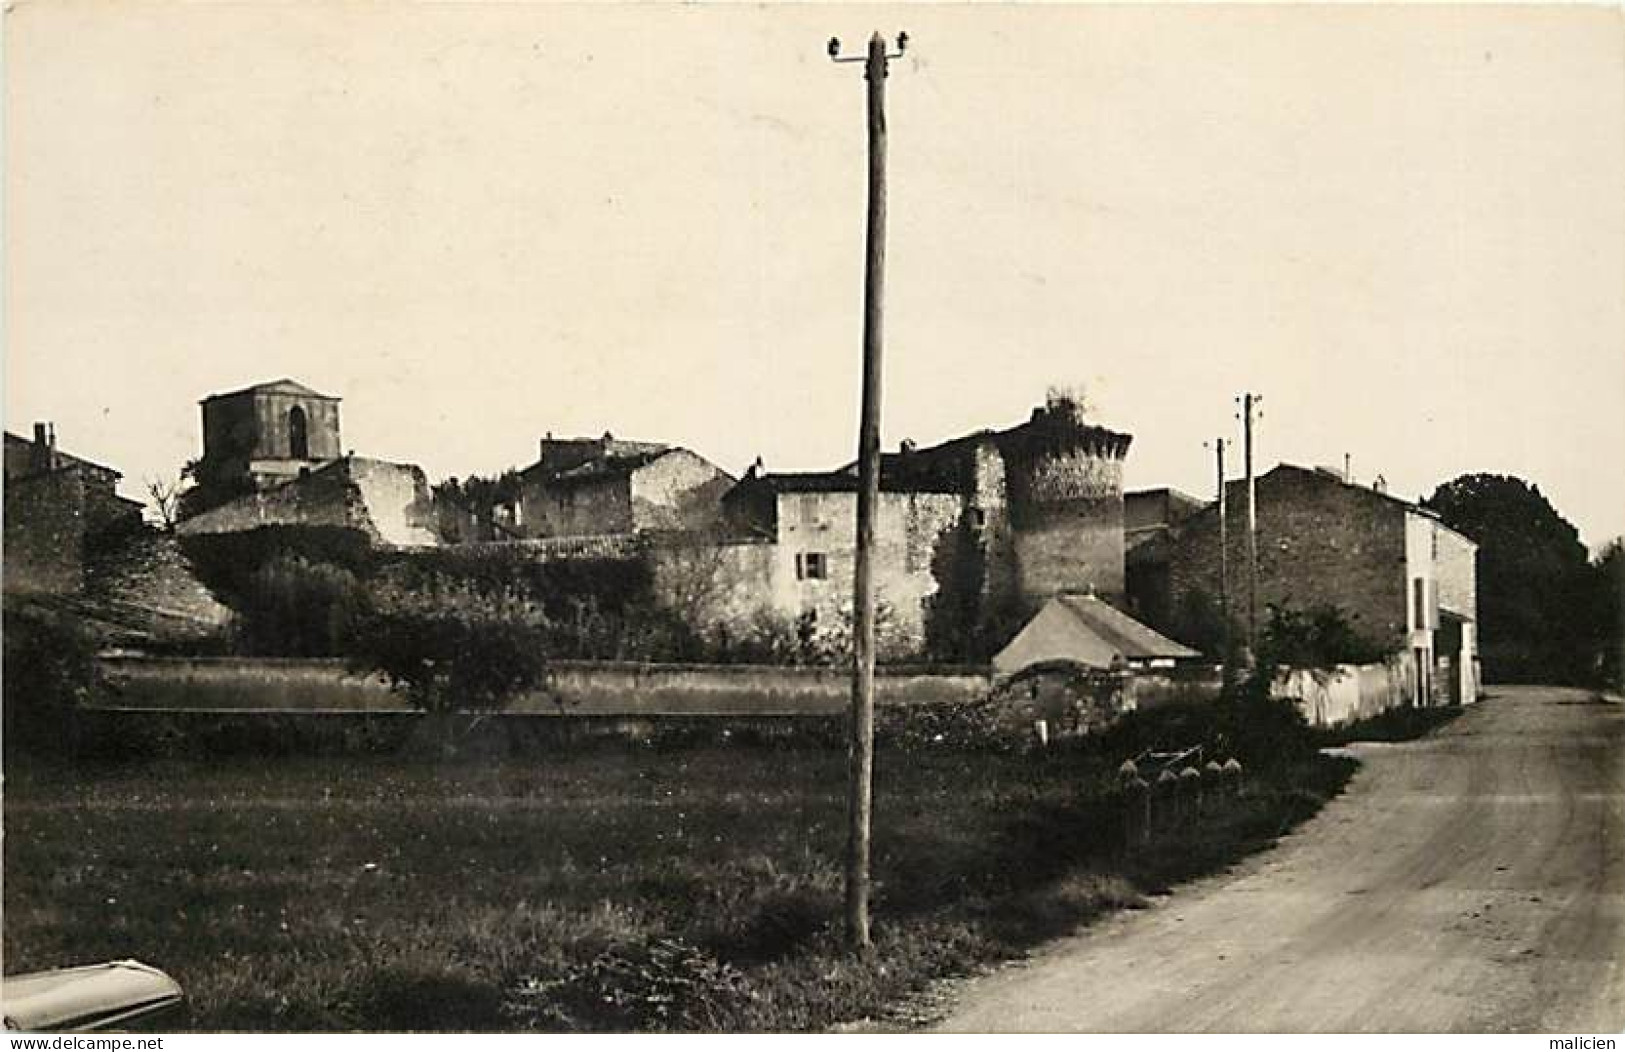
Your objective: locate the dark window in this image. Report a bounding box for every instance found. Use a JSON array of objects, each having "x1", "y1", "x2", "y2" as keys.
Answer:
[
  {"x1": 796, "y1": 552, "x2": 828, "y2": 580},
  {"x1": 1413, "y1": 577, "x2": 1433, "y2": 631},
  {"x1": 289, "y1": 406, "x2": 310, "y2": 460}
]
